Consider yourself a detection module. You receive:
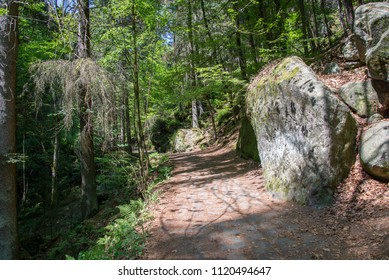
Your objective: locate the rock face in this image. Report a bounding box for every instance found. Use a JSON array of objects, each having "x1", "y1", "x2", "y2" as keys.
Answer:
[
  {"x1": 367, "y1": 113, "x2": 384, "y2": 124},
  {"x1": 342, "y1": 35, "x2": 360, "y2": 62},
  {"x1": 236, "y1": 117, "x2": 260, "y2": 162},
  {"x1": 354, "y1": 3, "x2": 389, "y2": 81},
  {"x1": 173, "y1": 129, "x2": 208, "y2": 152},
  {"x1": 339, "y1": 80, "x2": 380, "y2": 117},
  {"x1": 360, "y1": 121, "x2": 389, "y2": 182},
  {"x1": 246, "y1": 56, "x2": 357, "y2": 206},
  {"x1": 323, "y1": 62, "x2": 341, "y2": 74}
]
